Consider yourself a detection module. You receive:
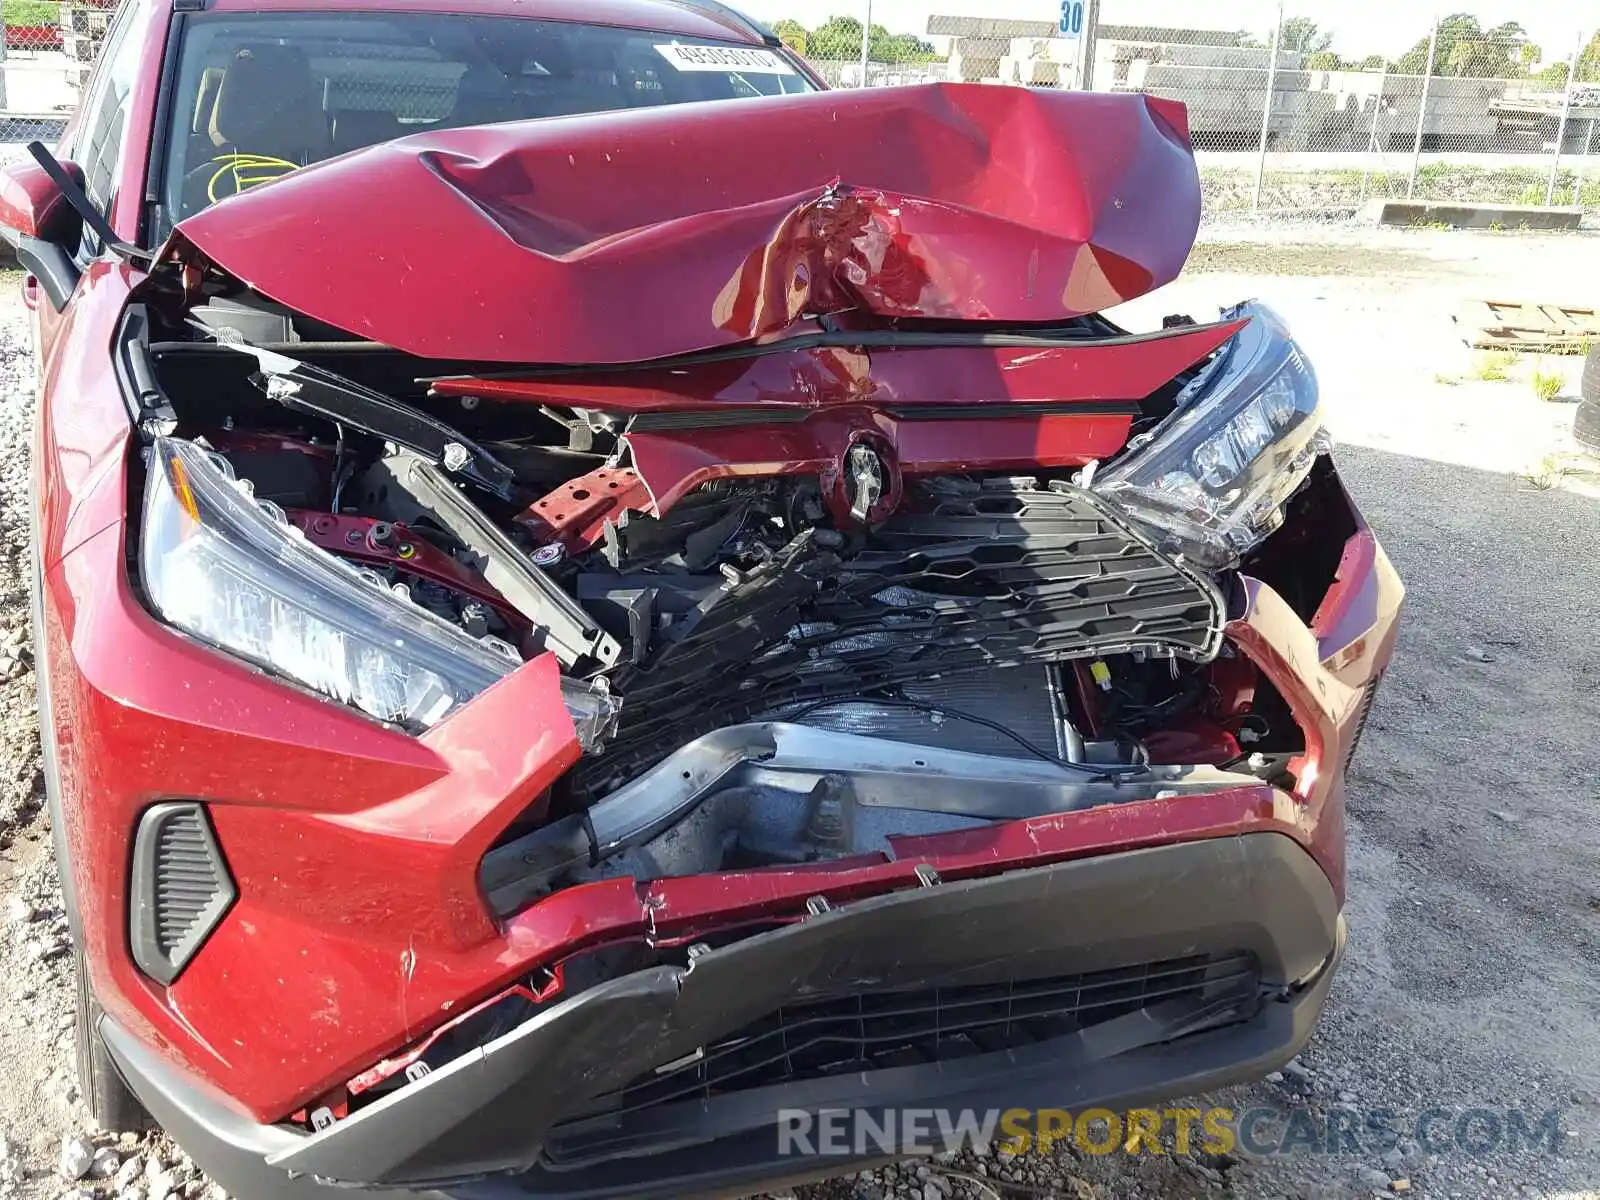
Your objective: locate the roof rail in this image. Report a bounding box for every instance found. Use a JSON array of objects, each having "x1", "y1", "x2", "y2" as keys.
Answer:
[{"x1": 662, "y1": 0, "x2": 781, "y2": 47}]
